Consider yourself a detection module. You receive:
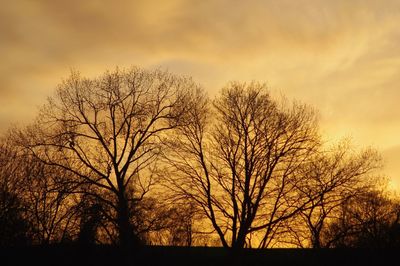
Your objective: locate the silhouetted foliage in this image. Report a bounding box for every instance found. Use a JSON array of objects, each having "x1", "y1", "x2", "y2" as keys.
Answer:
[
  {"x1": 144, "y1": 200, "x2": 198, "y2": 246},
  {"x1": 0, "y1": 190, "x2": 31, "y2": 246},
  {"x1": 165, "y1": 203, "x2": 195, "y2": 246},
  {"x1": 0, "y1": 67, "x2": 396, "y2": 250},
  {"x1": 77, "y1": 195, "x2": 105, "y2": 245},
  {"x1": 0, "y1": 140, "x2": 32, "y2": 246},
  {"x1": 323, "y1": 189, "x2": 400, "y2": 248}
]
